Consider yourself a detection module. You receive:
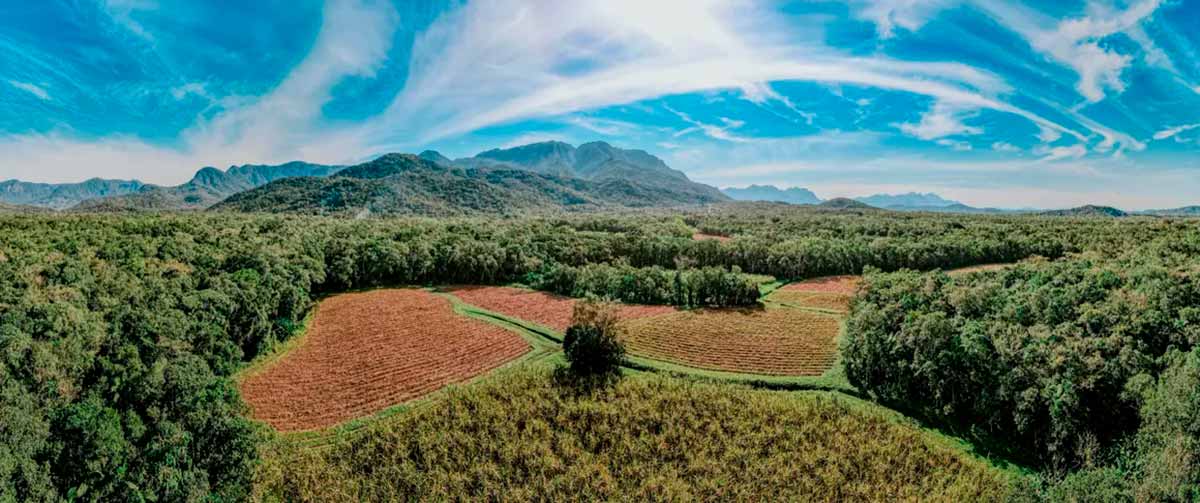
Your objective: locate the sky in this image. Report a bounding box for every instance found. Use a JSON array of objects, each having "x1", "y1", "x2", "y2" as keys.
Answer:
[{"x1": 0, "y1": 0, "x2": 1198, "y2": 209}]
